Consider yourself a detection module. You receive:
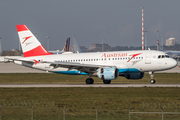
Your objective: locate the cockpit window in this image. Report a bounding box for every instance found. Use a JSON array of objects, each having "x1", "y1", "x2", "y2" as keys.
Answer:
[
  {"x1": 165, "y1": 55, "x2": 169, "y2": 58},
  {"x1": 158, "y1": 55, "x2": 170, "y2": 59}
]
